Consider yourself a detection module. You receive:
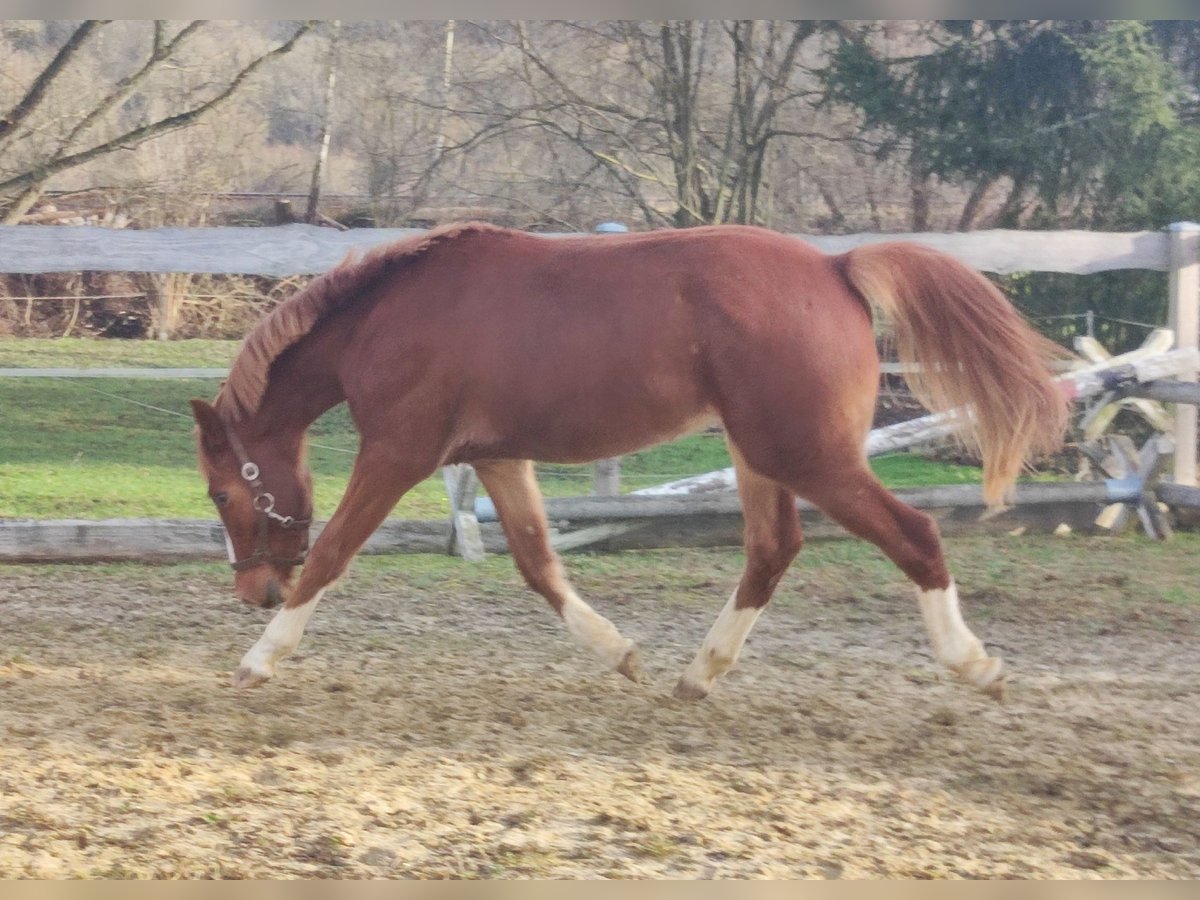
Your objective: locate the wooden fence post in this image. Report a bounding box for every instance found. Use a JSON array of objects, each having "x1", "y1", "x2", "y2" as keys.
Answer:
[
  {"x1": 148, "y1": 273, "x2": 183, "y2": 341},
  {"x1": 1167, "y1": 222, "x2": 1200, "y2": 487},
  {"x1": 442, "y1": 464, "x2": 485, "y2": 561},
  {"x1": 592, "y1": 456, "x2": 622, "y2": 496},
  {"x1": 591, "y1": 221, "x2": 629, "y2": 496}
]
